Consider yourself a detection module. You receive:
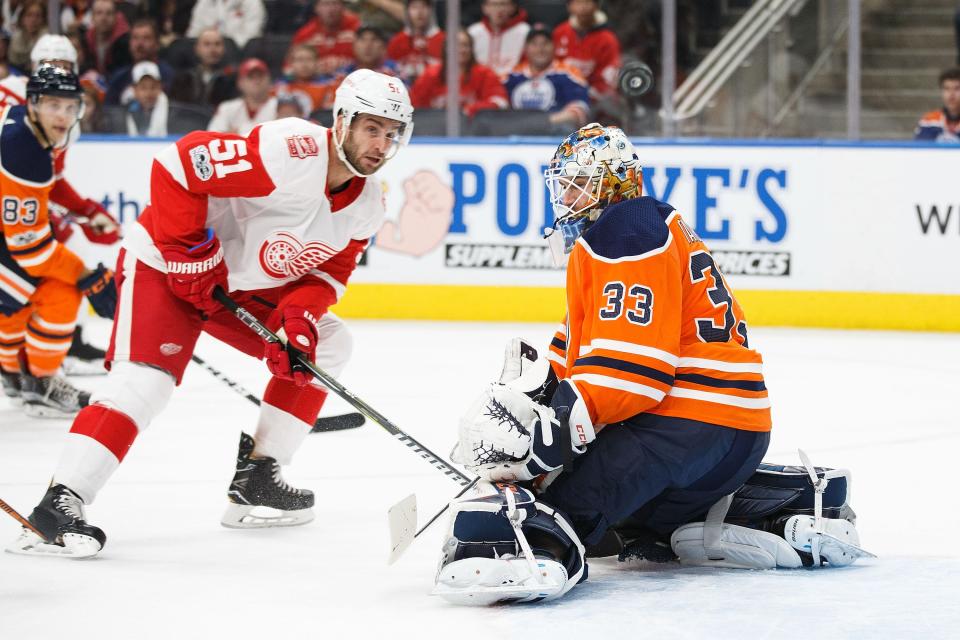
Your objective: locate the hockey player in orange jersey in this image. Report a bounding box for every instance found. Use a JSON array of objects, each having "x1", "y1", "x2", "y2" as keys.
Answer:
[
  {"x1": 433, "y1": 124, "x2": 870, "y2": 605},
  {"x1": 0, "y1": 65, "x2": 117, "y2": 418}
]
